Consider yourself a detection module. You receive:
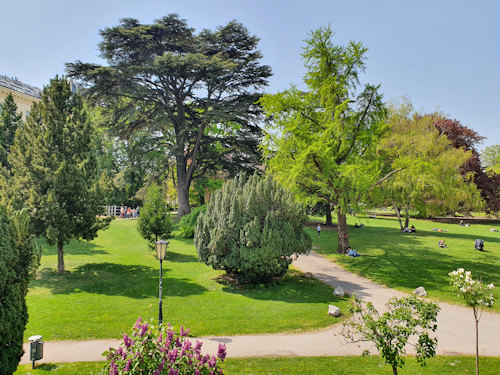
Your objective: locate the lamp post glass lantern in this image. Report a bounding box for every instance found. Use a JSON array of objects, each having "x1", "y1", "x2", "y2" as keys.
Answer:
[{"x1": 156, "y1": 240, "x2": 169, "y2": 326}]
